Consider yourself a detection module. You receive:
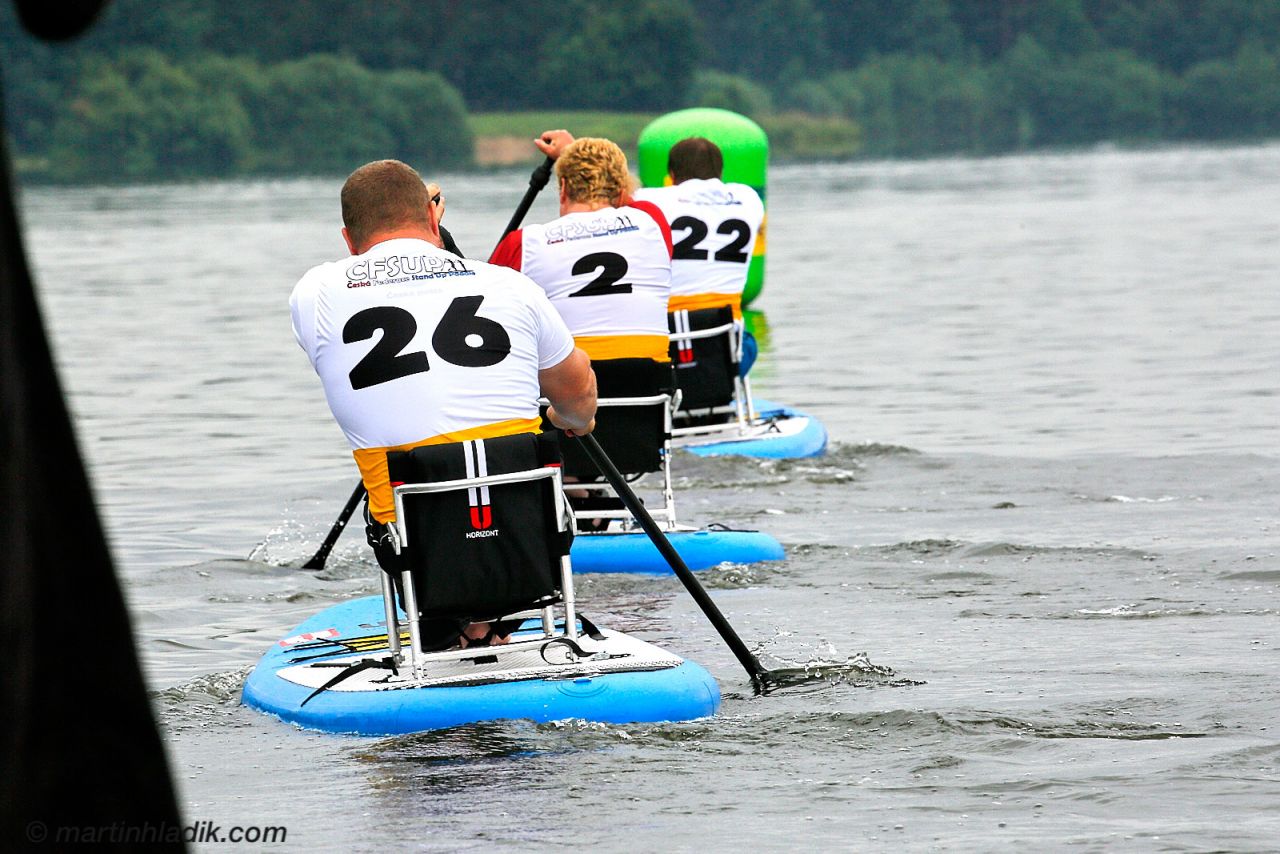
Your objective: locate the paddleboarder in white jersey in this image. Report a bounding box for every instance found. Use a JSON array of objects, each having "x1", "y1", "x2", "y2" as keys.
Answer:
[
  {"x1": 290, "y1": 159, "x2": 596, "y2": 645},
  {"x1": 632, "y1": 137, "x2": 764, "y2": 373},
  {"x1": 489, "y1": 132, "x2": 674, "y2": 365}
]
